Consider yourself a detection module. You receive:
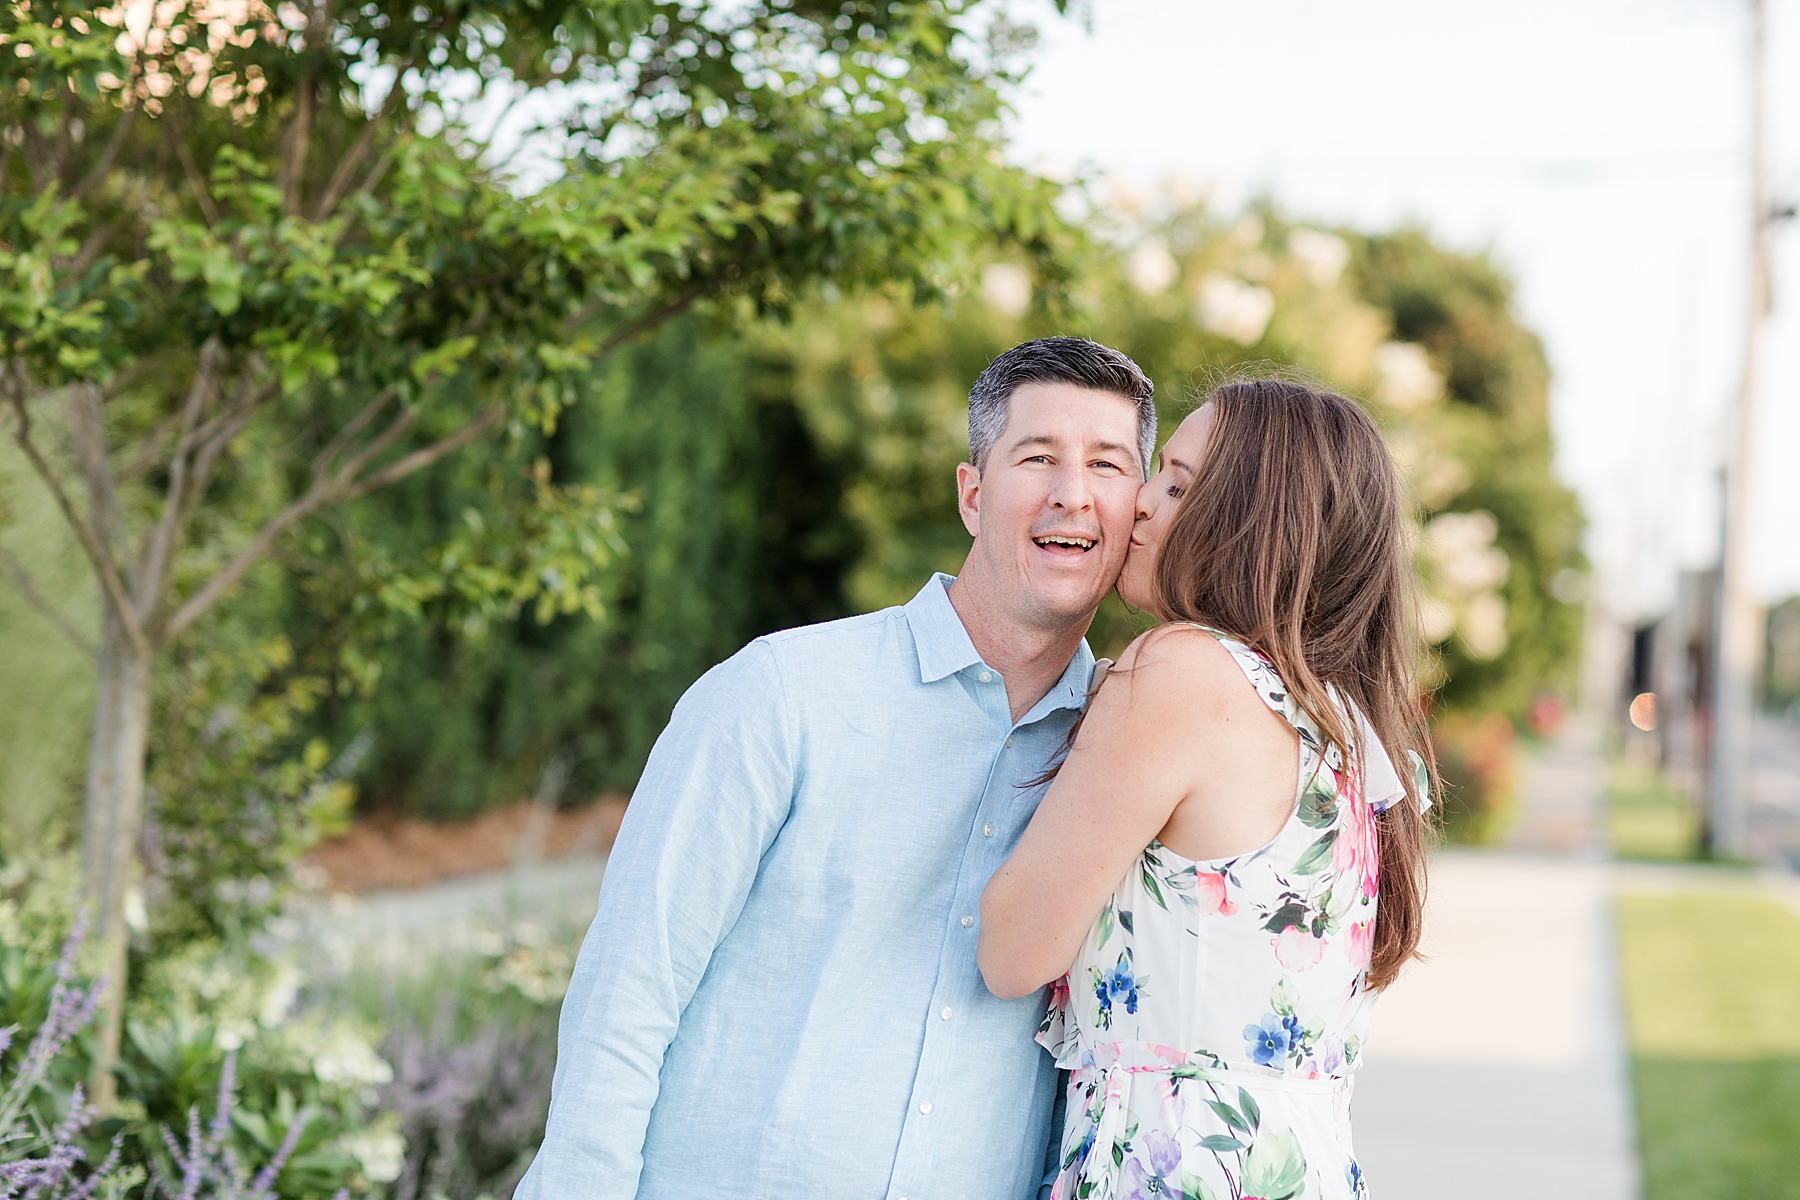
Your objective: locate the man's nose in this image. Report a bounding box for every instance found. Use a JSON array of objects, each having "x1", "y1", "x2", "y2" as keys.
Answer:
[{"x1": 1047, "y1": 459, "x2": 1093, "y2": 511}]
